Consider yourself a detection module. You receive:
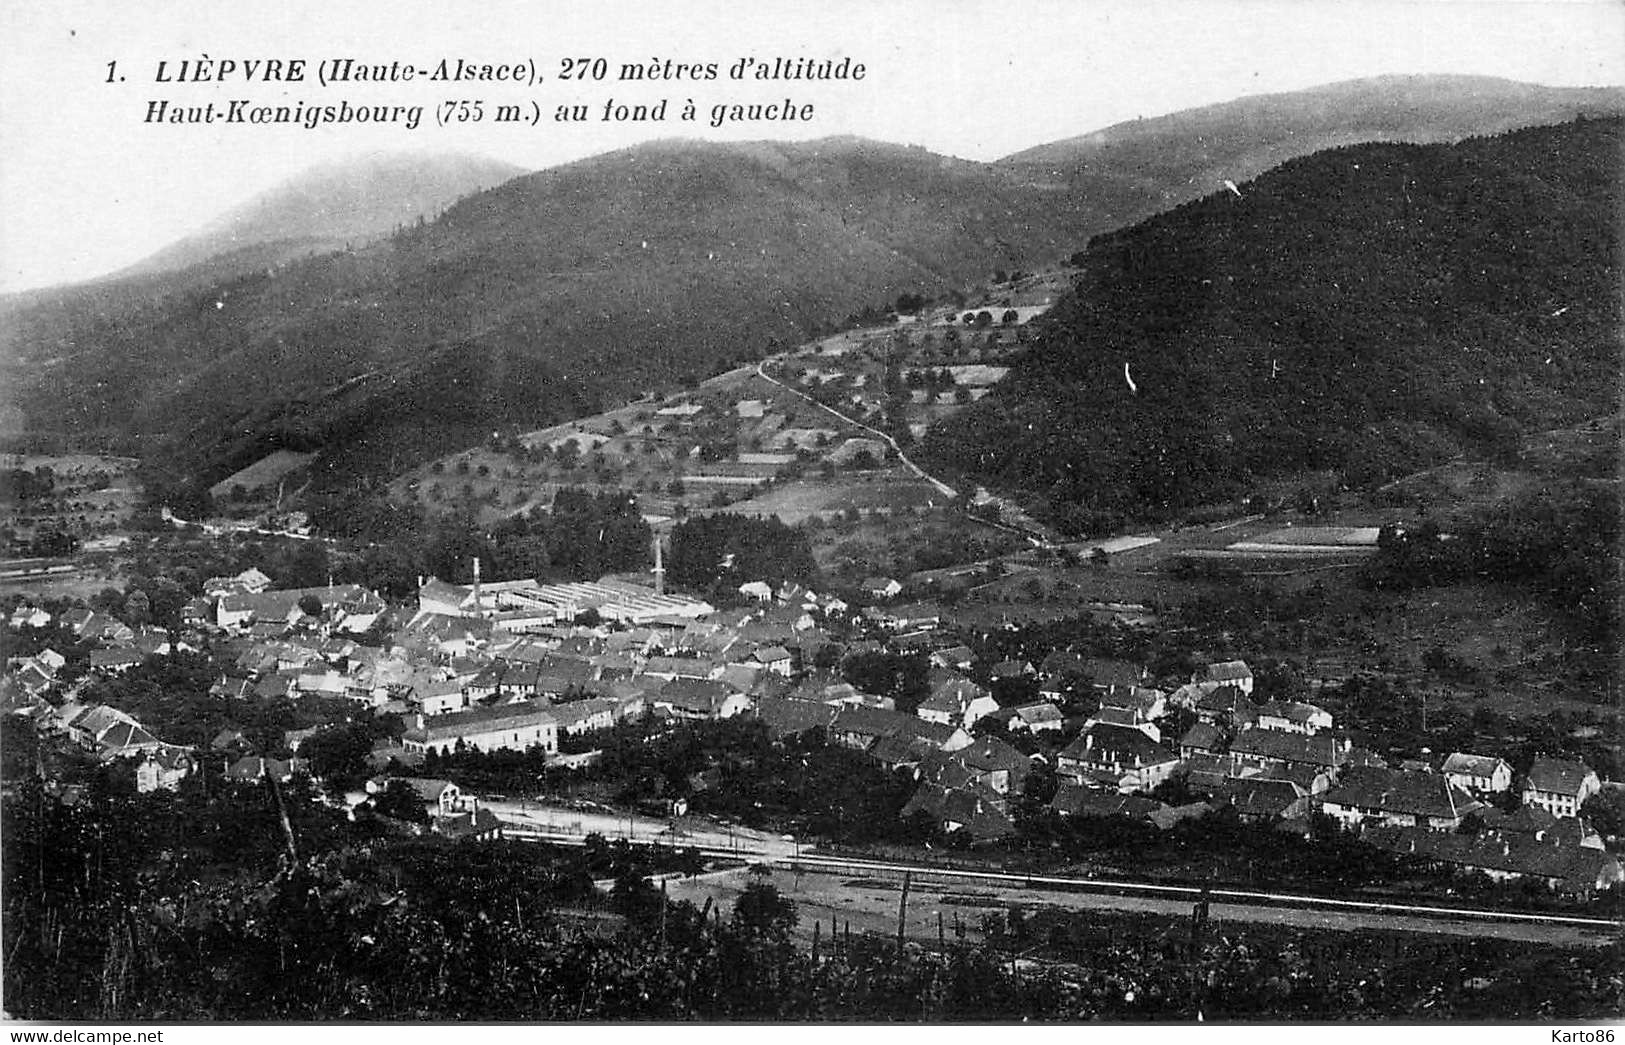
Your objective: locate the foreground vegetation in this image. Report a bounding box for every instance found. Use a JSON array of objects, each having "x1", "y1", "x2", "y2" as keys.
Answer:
[{"x1": 4, "y1": 773, "x2": 1618, "y2": 1021}]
